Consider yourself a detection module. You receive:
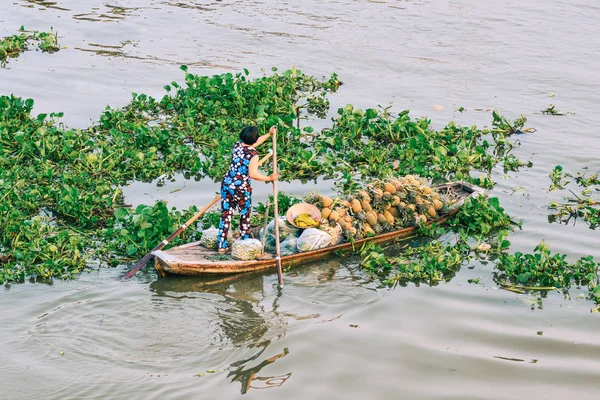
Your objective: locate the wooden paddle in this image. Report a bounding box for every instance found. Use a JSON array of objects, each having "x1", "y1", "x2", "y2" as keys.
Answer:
[
  {"x1": 121, "y1": 195, "x2": 220, "y2": 279},
  {"x1": 122, "y1": 152, "x2": 273, "y2": 280},
  {"x1": 272, "y1": 127, "x2": 284, "y2": 287}
]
